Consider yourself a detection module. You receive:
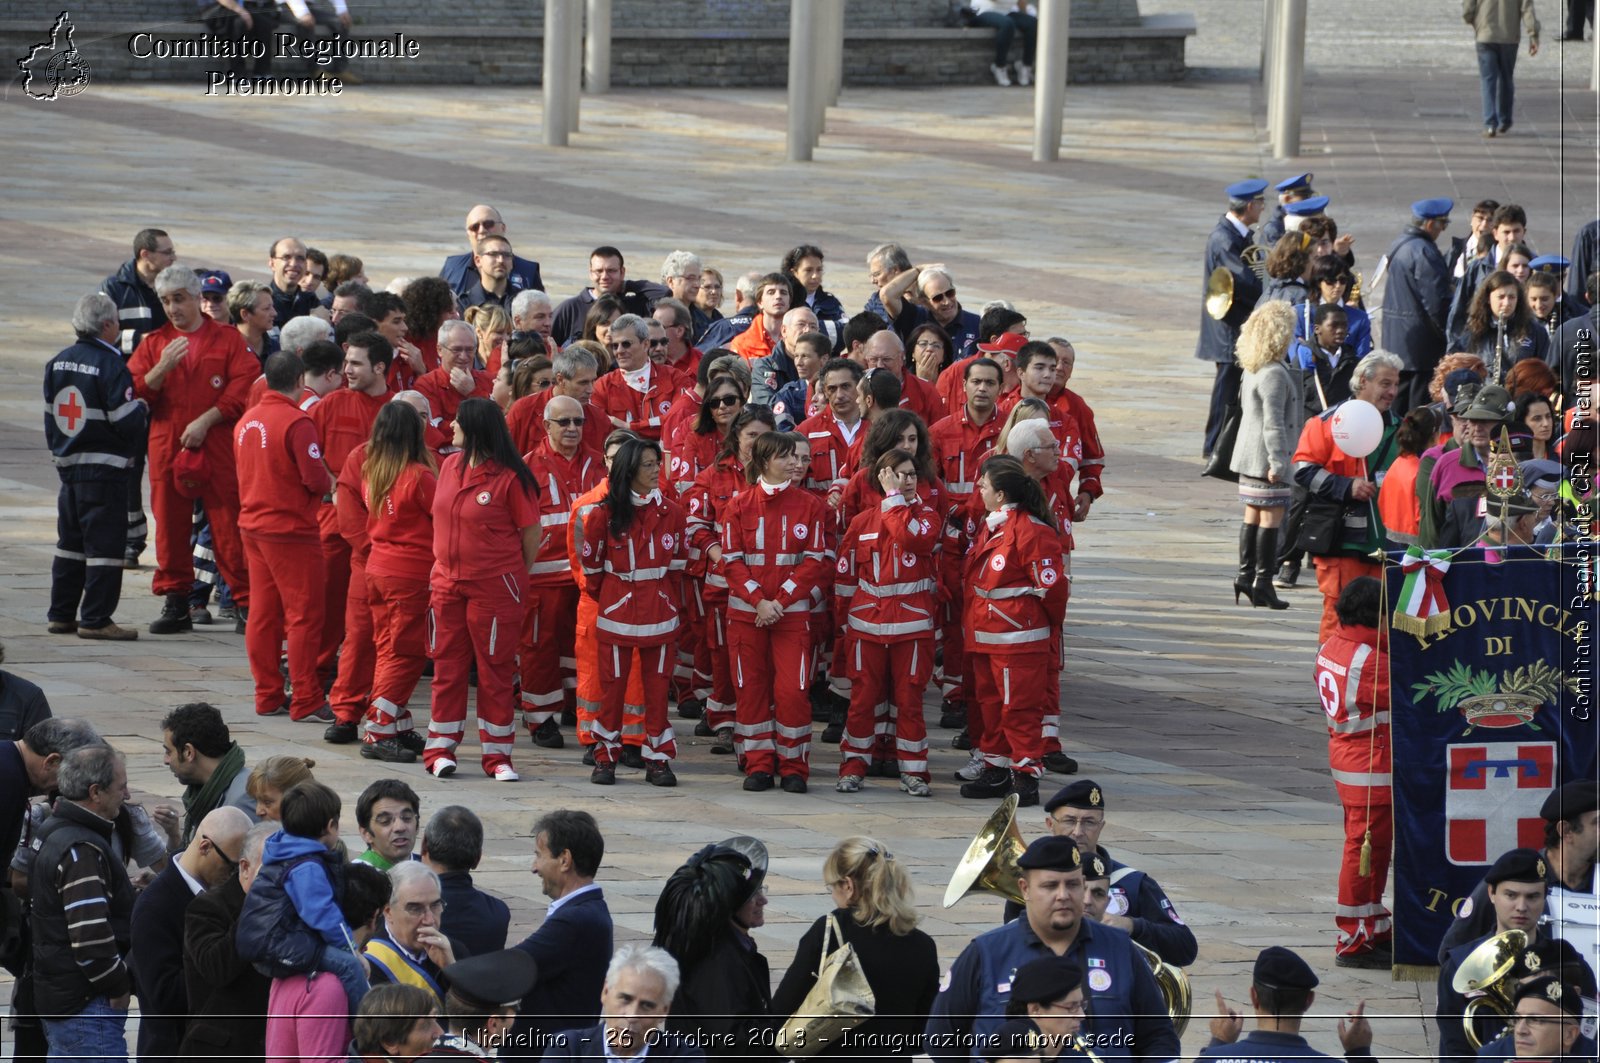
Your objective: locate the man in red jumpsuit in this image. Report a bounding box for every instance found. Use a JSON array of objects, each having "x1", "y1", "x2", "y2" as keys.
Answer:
[
  {"x1": 129, "y1": 266, "x2": 257, "y2": 634},
  {"x1": 1313, "y1": 575, "x2": 1393, "y2": 969},
  {"x1": 235, "y1": 351, "x2": 333, "y2": 720},
  {"x1": 416, "y1": 320, "x2": 494, "y2": 431},
  {"x1": 591, "y1": 315, "x2": 689, "y2": 441}
]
